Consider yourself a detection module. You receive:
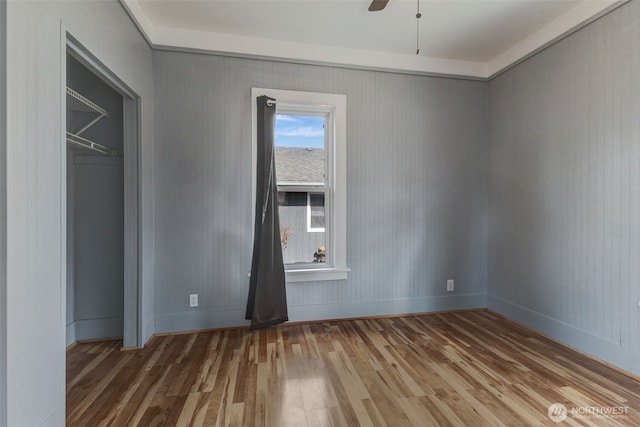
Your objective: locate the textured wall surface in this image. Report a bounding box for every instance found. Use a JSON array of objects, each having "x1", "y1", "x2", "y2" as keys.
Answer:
[
  {"x1": 153, "y1": 51, "x2": 488, "y2": 332},
  {"x1": 0, "y1": 1, "x2": 6, "y2": 424},
  {"x1": 6, "y1": 0, "x2": 639, "y2": 424},
  {"x1": 489, "y1": 1, "x2": 640, "y2": 375},
  {"x1": 71, "y1": 156, "x2": 125, "y2": 341},
  {"x1": 4, "y1": 0, "x2": 153, "y2": 424}
]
